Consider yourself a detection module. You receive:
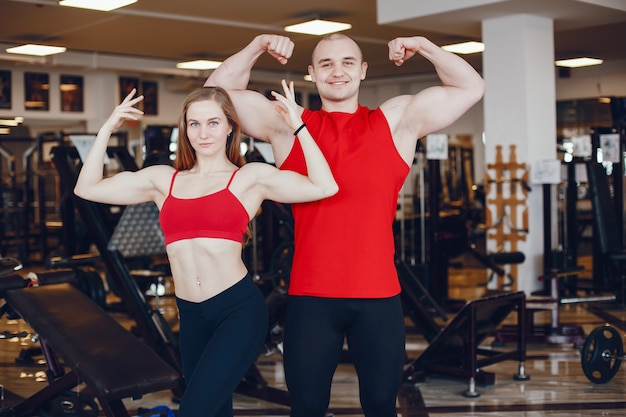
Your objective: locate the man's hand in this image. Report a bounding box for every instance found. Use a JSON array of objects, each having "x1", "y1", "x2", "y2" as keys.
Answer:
[
  {"x1": 388, "y1": 36, "x2": 424, "y2": 67},
  {"x1": 257, "y1": 34, "x2": 294, "y2": 65}
]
